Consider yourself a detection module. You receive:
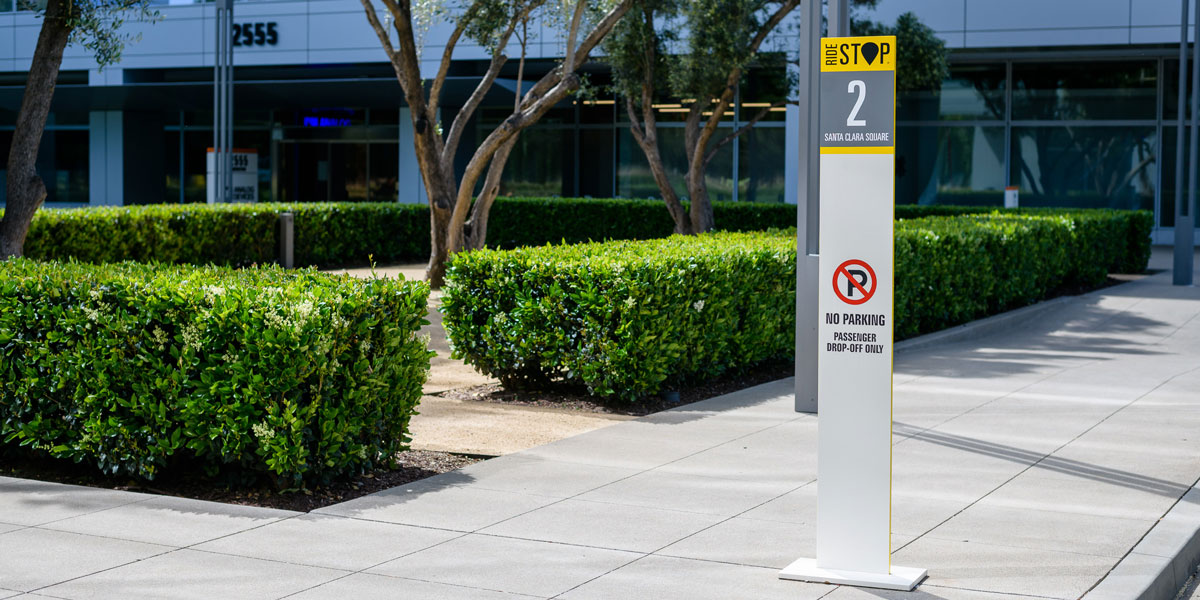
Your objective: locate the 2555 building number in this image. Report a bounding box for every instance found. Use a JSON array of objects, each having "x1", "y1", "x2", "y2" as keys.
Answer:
[{"x1": 232, "y1": 22, "x2": 279, "y2": 47}]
